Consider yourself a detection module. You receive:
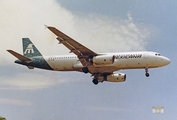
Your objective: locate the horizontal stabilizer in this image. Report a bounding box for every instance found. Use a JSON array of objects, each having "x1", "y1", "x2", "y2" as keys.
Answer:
[{"x1": 7, "y1": 50, "x2": 32, "y2": 61}]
